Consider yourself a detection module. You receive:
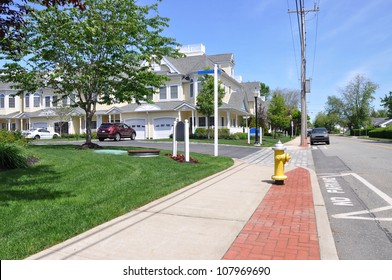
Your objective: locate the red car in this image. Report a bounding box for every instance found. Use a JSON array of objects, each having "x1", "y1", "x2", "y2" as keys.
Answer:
[{"x1": 97, "y1": 122, "x2": 136, "y2": 141}]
